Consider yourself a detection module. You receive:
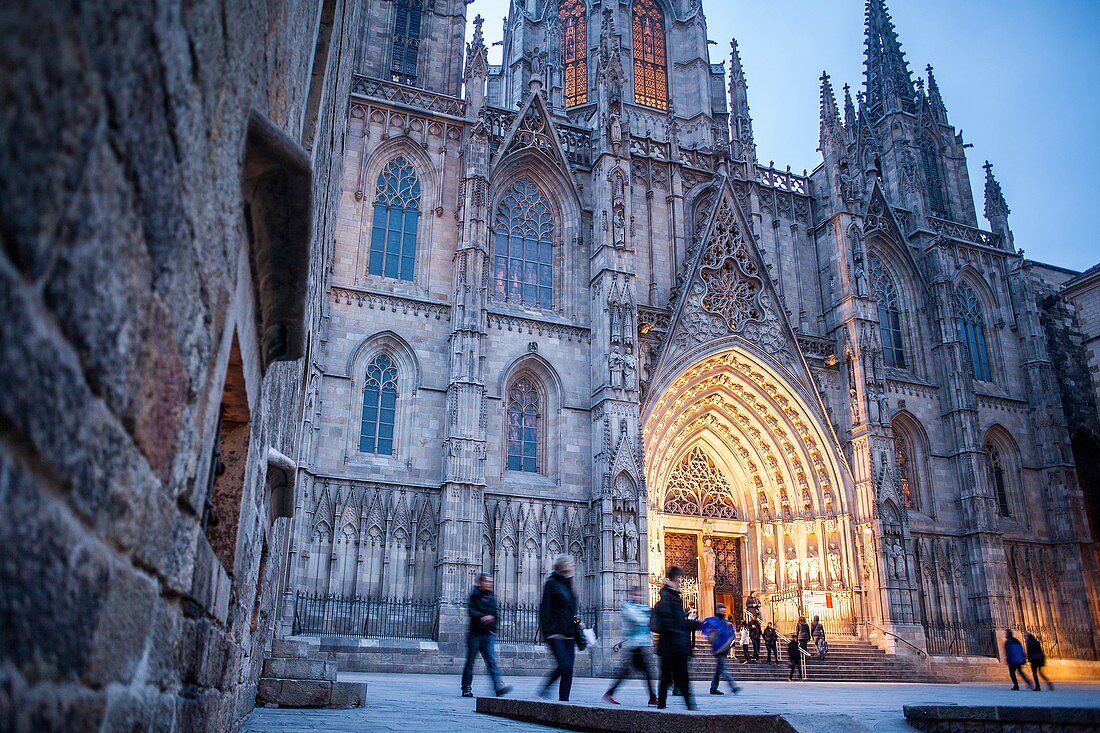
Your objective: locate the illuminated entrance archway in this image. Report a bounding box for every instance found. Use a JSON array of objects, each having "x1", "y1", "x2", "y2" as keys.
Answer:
[{"x1": 643, "y1": 346, "x2": 858, "y2": 630}]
